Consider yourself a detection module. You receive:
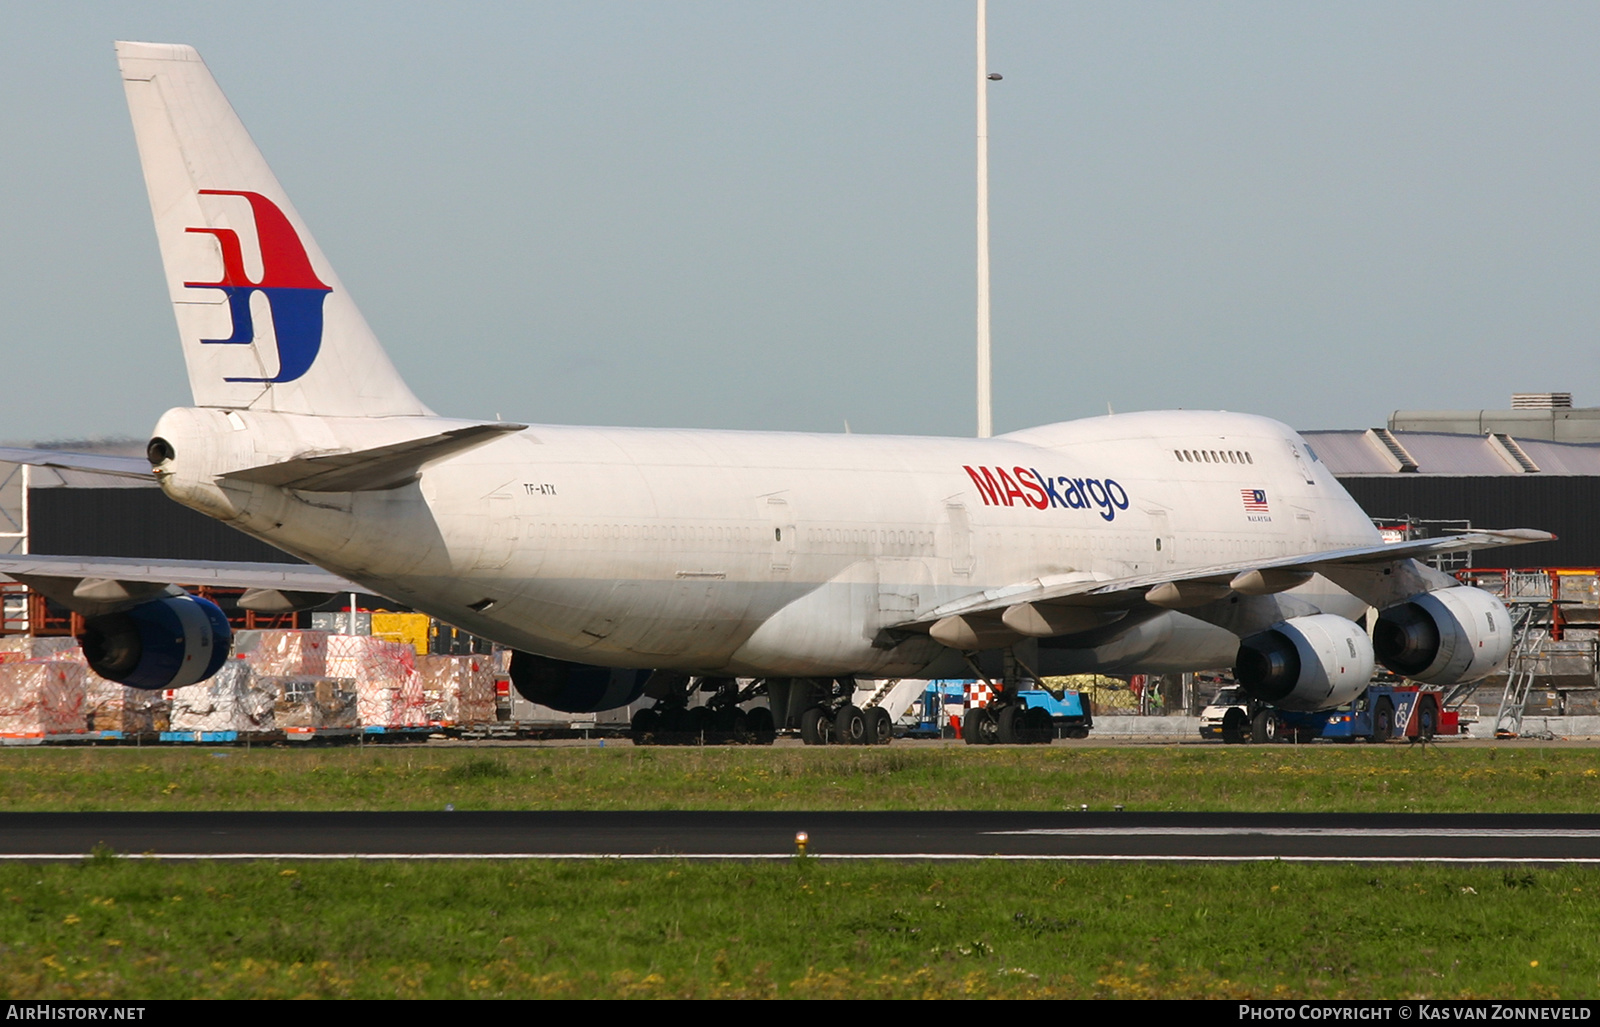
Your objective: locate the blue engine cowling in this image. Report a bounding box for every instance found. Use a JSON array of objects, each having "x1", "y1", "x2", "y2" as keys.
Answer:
[
  {"x1": 76, "y1": 594, "x2": 232, "y2": 691},
  {"x1": 508, "y1": 651, "x2": 649, "y2": 713}
]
